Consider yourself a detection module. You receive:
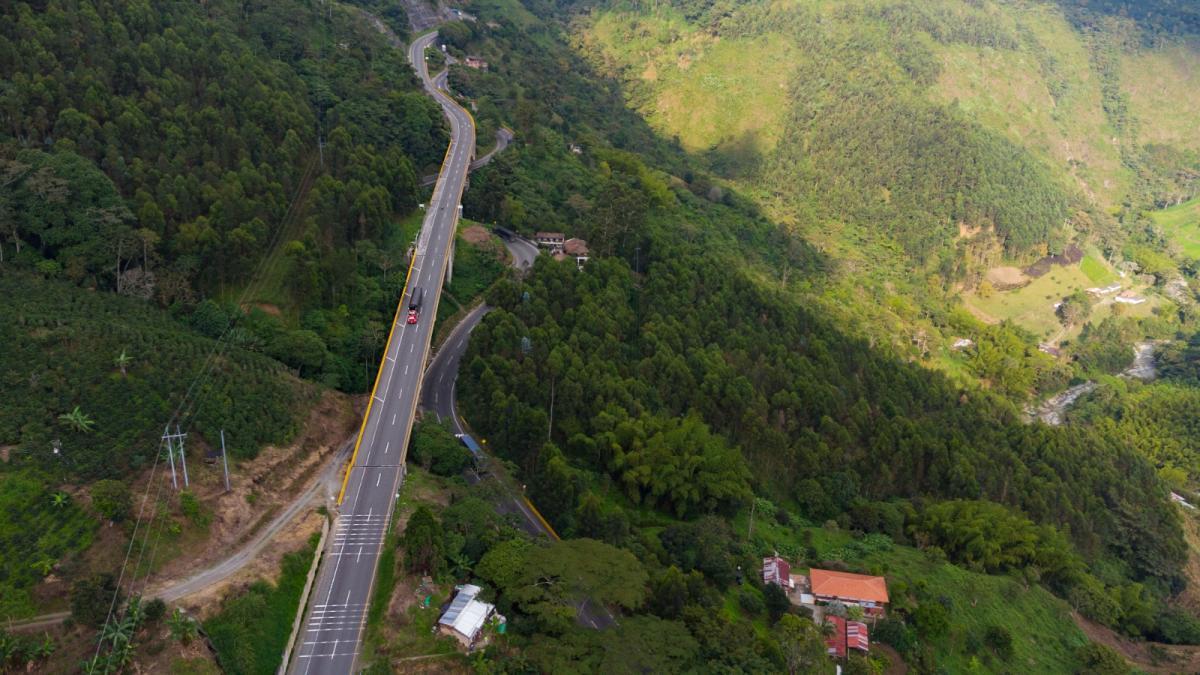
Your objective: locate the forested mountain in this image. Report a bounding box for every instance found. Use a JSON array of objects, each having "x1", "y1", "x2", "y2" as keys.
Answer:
[
  {"x1": 572, "y1": 0, "x2": 1200, "y2": 275},
  {"x1": 1, "y1": 0, "x2": 454, "y2": 394}
]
